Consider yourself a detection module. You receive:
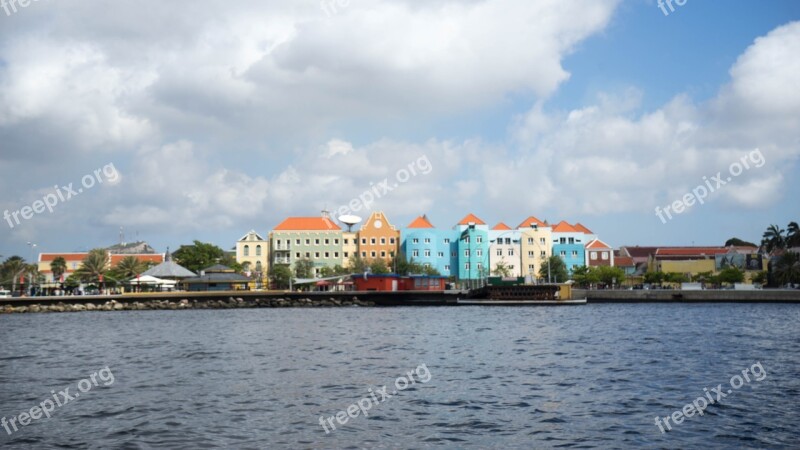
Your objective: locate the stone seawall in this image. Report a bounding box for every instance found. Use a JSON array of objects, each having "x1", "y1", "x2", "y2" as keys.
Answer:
[
  {"x1": 0, "y1": 296, "x2": 376, "y2": 314},
  {"x1": 573, "y1": 289, "x2": 800, "y2": 303}
]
